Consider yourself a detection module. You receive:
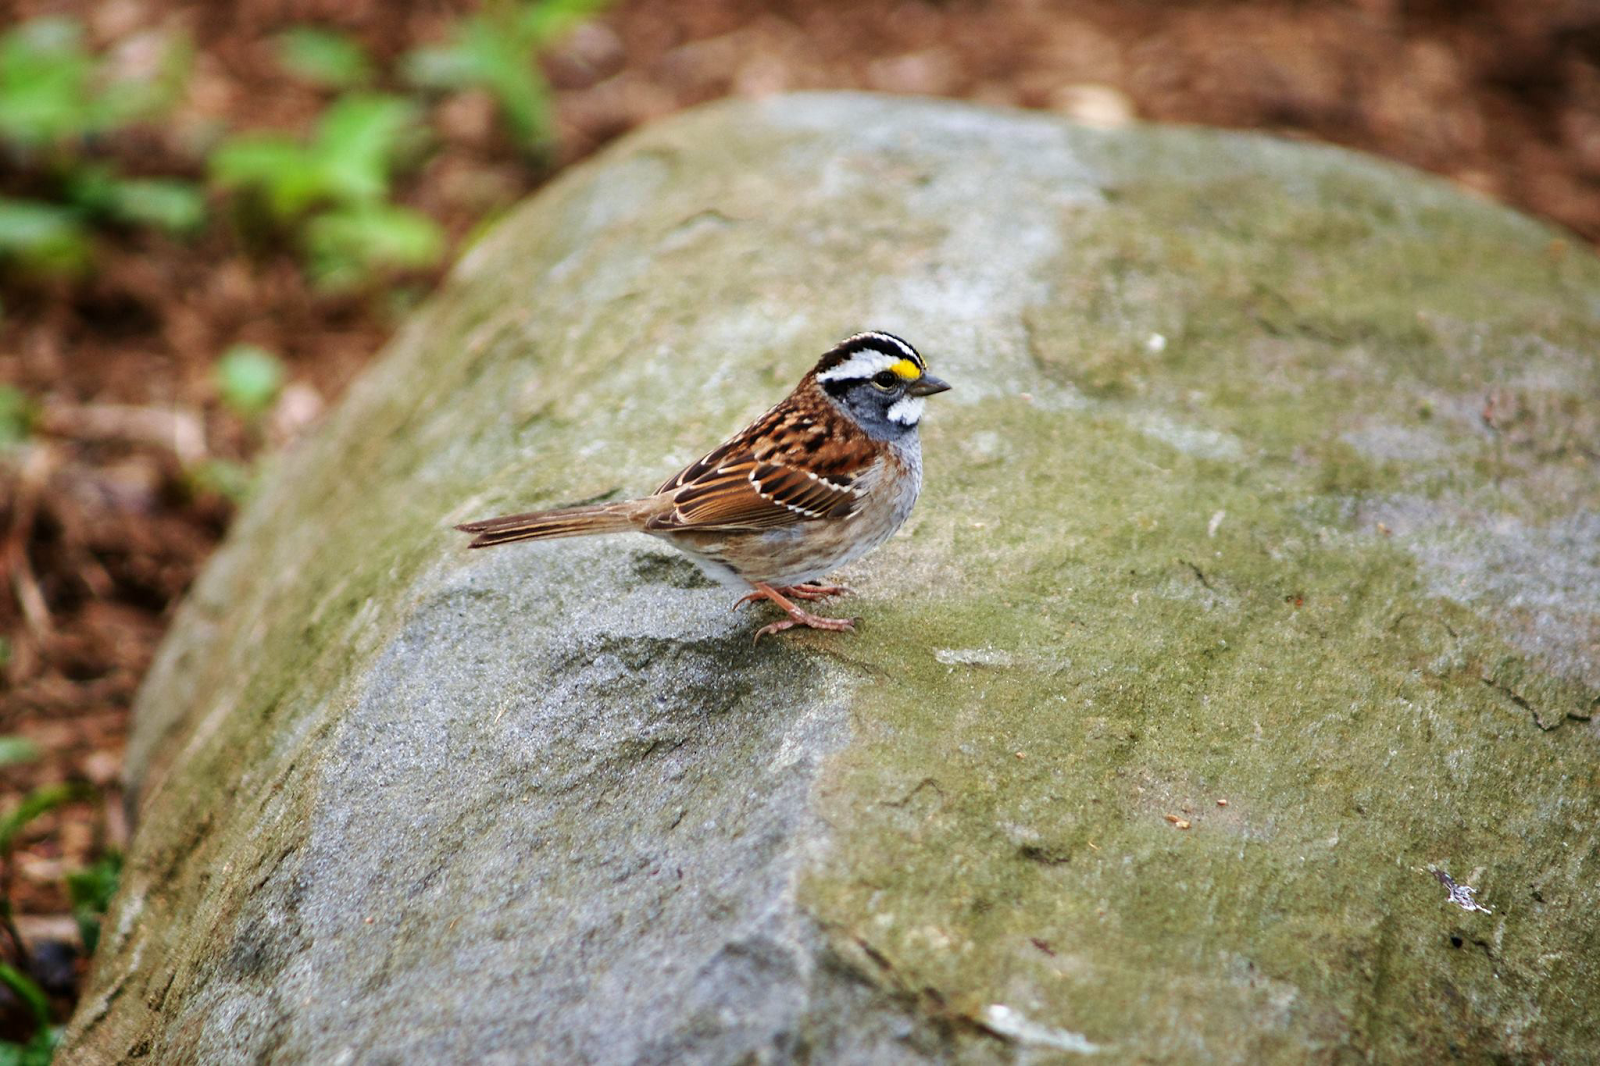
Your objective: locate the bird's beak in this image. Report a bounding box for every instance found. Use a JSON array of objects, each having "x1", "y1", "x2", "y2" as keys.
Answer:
[{"x1": 908, "y1": 374, "x2": 951, "y2": 397}]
